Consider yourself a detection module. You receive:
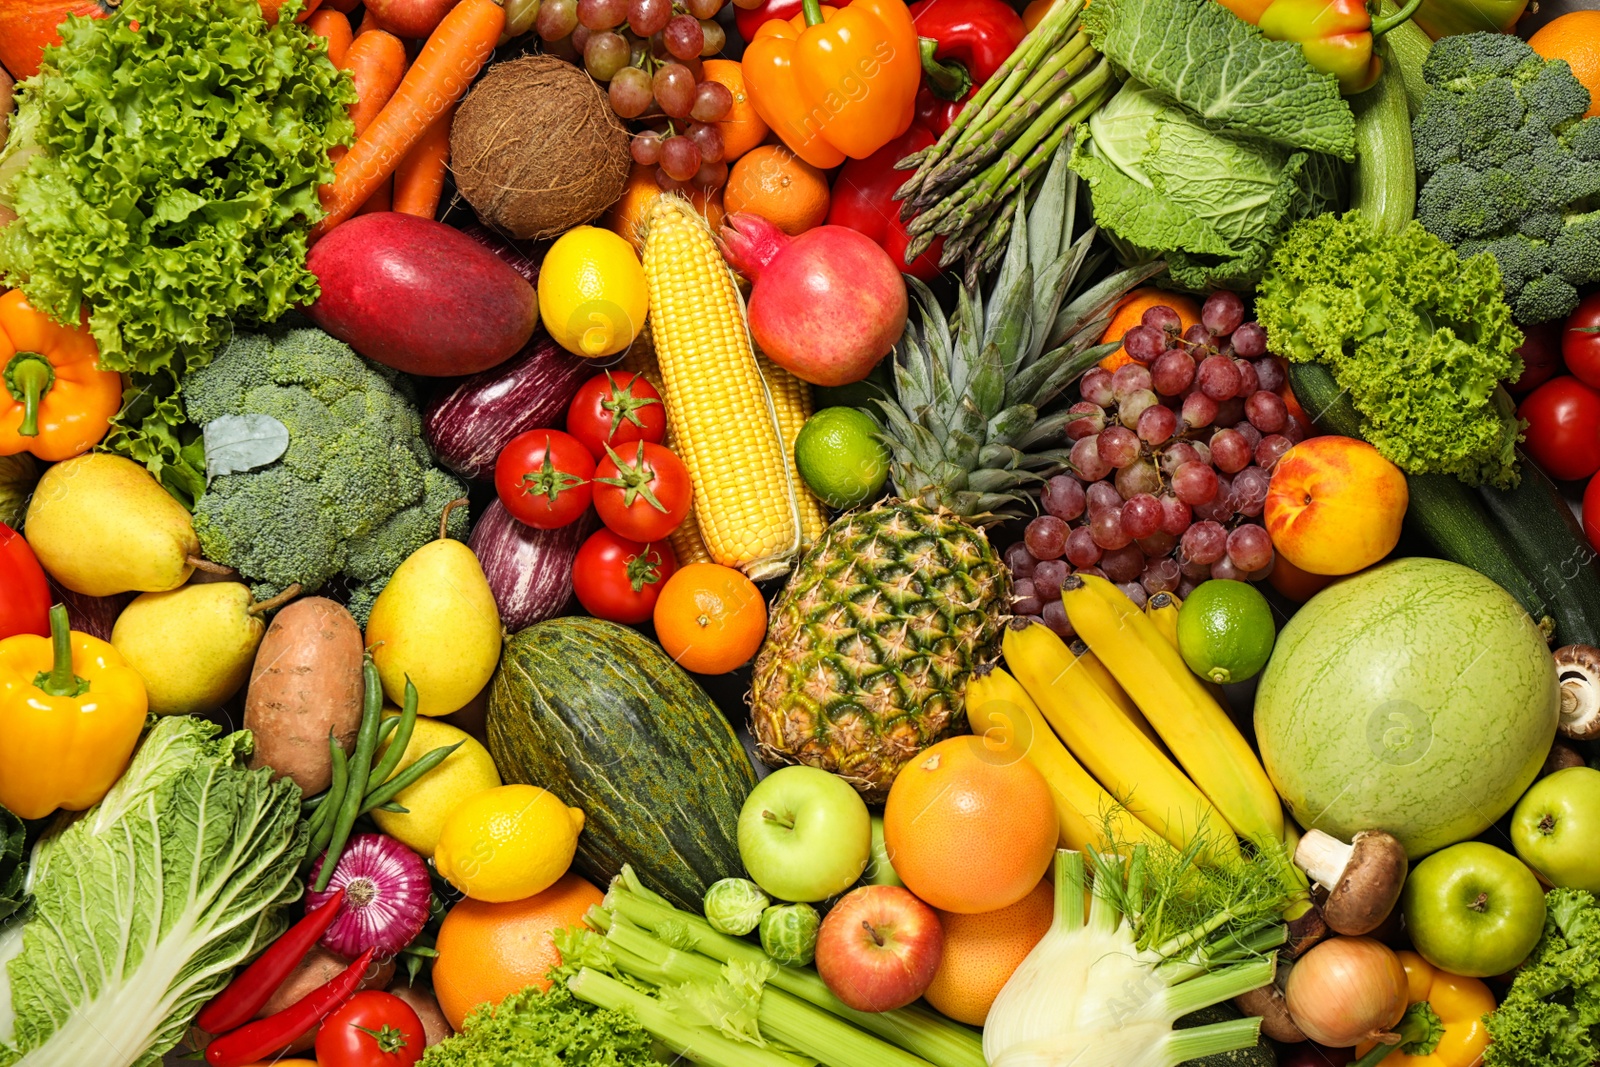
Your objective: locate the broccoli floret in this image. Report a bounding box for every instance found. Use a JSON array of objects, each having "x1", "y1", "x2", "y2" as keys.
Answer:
[
  {"x1": 1412, "y1": 32, "x2": 1600, "y2": 323},
  {"x1": 185, "y1": 324, "x2": 468, "y2": 622}
]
